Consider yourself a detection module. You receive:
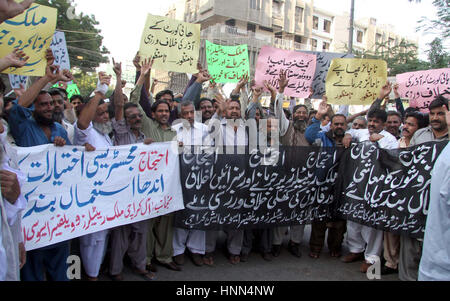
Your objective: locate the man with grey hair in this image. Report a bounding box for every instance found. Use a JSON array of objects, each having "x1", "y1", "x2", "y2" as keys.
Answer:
[
  {"x1": 352, "y1": 116, "x2": 367, "y2": 130},
  {"x1": 171, "y1": 100, "x2": 209, "y2": 267},
  {"x1": 74, "y1": 72, "x2": 112, "y2": 281}
]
